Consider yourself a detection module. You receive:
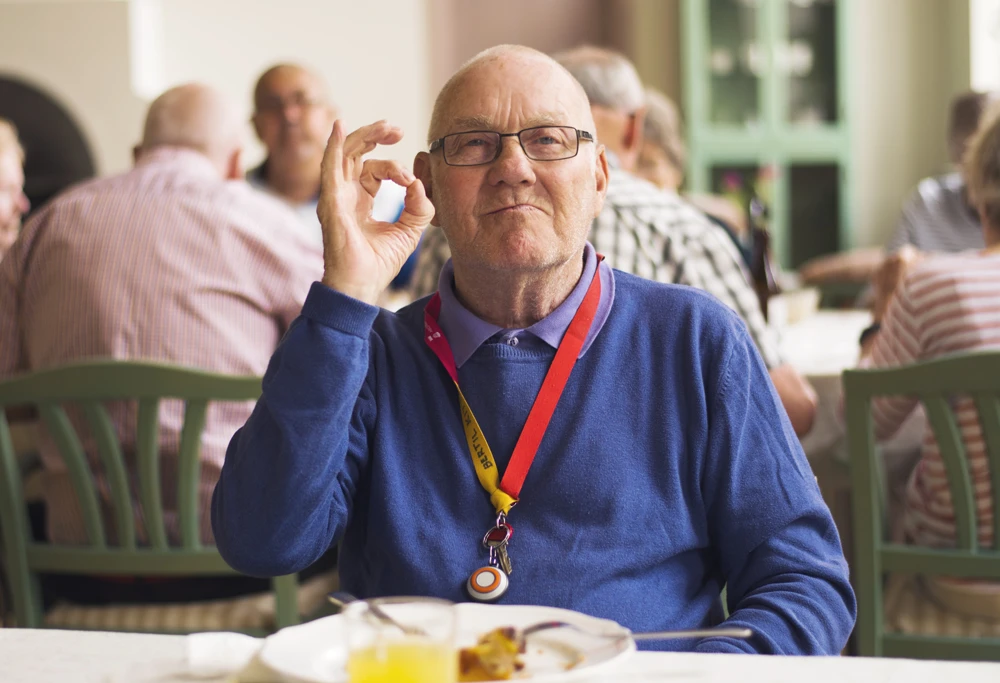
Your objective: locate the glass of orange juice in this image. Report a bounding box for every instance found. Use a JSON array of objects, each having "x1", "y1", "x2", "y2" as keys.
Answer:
[{"x1": 343, "y1": 597, "x2": 457, "y2": 683}]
